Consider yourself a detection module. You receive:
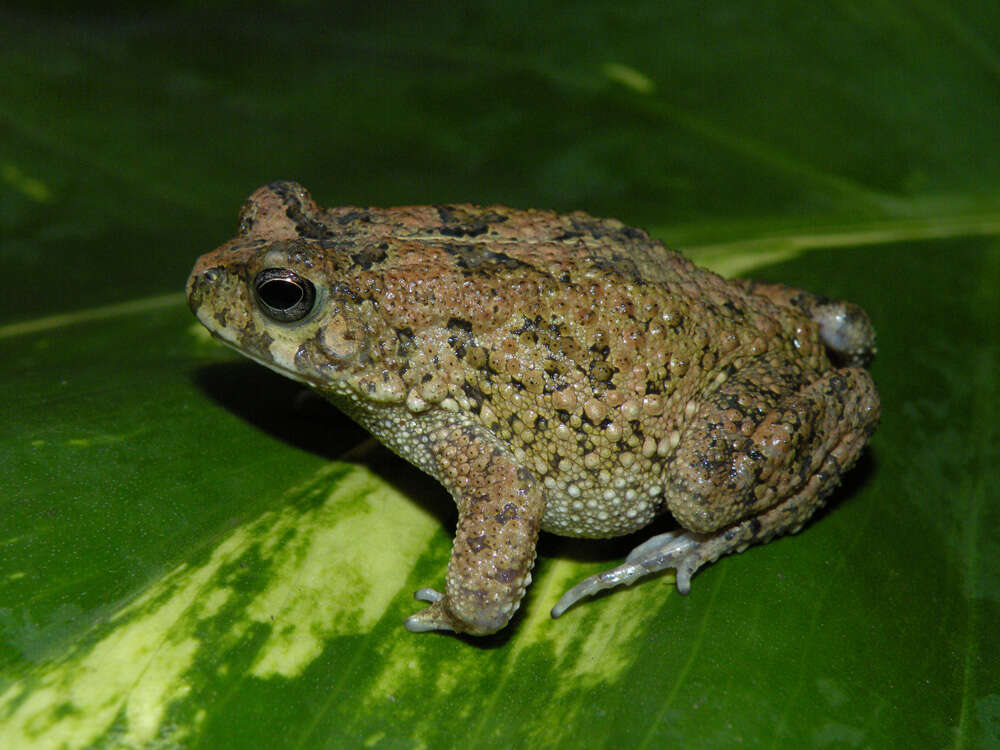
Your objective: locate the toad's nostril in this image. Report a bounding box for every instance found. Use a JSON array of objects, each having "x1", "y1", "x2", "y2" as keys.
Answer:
[{"x1": 186, "y1": 266, "x2": 224, "y2": 312}]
